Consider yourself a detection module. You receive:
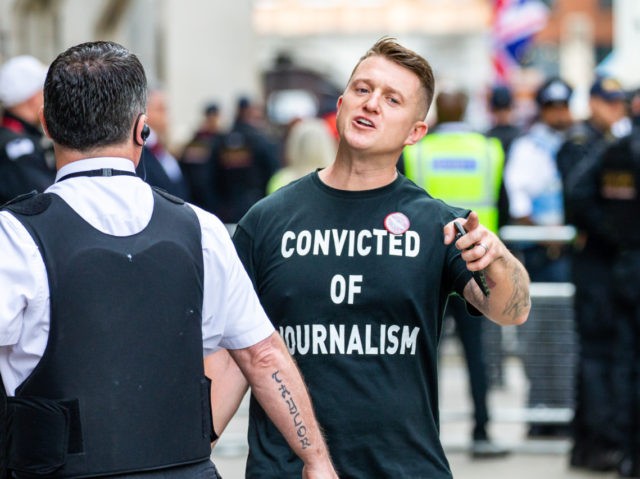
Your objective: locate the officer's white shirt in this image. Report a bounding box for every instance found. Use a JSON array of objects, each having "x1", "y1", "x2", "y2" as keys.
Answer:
[
  {"x1": 0, "y1": 157, "x2": 275, "y2": 395},
  {"x1": 504, "y1": 122, "x2": 565, "y2": 225}
]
